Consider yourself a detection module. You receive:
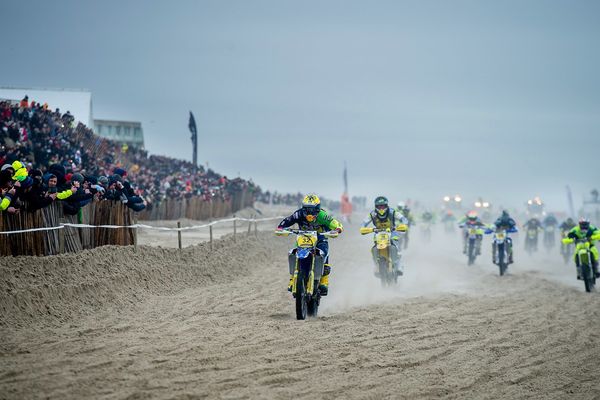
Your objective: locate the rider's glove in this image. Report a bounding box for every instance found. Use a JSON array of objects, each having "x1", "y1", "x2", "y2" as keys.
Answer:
[{"x1": 335, "y1": 227, "x2": 342, "y2": 234}]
